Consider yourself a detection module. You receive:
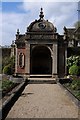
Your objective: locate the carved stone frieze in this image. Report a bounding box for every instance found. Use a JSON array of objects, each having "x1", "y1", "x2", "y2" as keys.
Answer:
[{"x1": 30, "y1": 34, "x2": 54, "y2": 40}]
